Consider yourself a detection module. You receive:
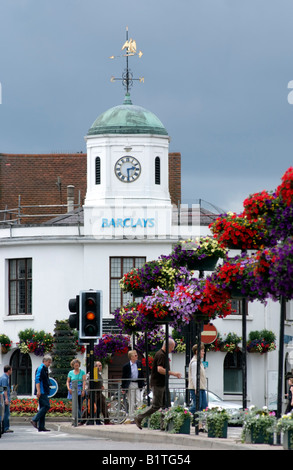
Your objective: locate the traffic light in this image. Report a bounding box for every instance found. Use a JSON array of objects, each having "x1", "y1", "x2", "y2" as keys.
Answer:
[
  {"x1": 68, "y1": 295, "x2": 80, "y2": 330},
  {"x1": 80, "y1": 290, "x2": 101, "y2": 340}
]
